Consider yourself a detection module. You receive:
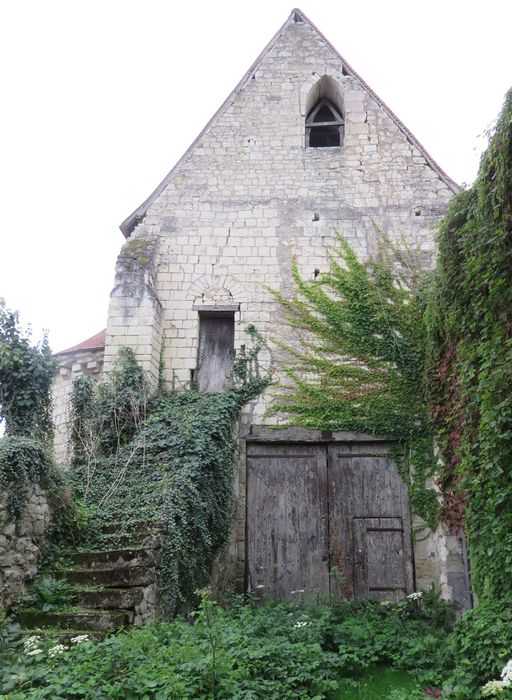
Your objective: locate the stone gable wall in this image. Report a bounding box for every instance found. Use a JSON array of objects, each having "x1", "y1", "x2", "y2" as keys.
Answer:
[
  {"x1": 105, "y1": 18, "x2": 453, "y2": 417},
  {"x1": 103, "y1": 17, "x2": 464, "y2": 605}
]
